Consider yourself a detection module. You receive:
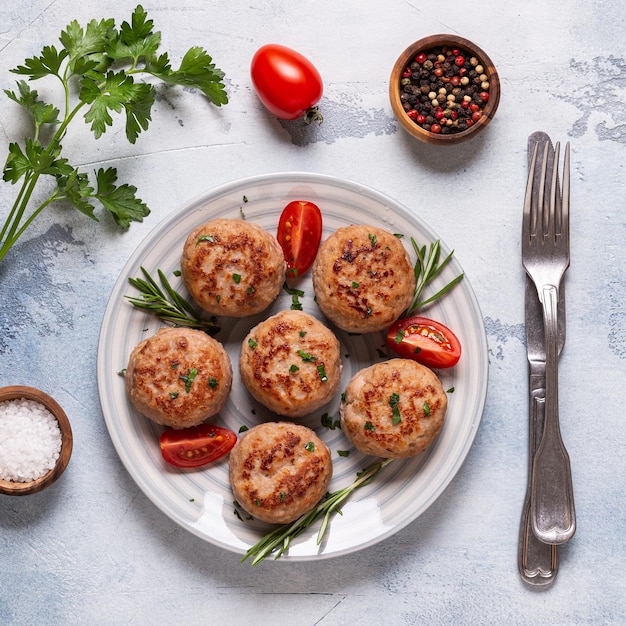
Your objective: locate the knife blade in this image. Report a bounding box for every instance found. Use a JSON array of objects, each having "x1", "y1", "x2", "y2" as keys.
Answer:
[{"x1": 518, "y1": 131, "x2": 565, "y2": 585}]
